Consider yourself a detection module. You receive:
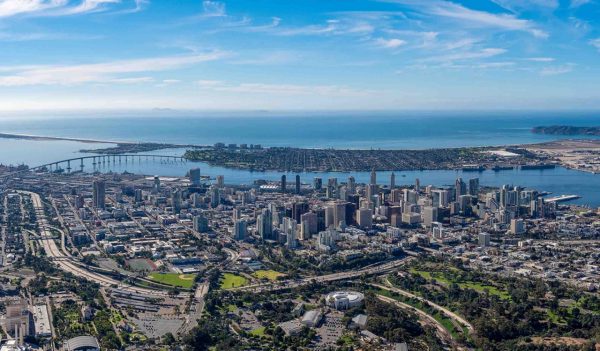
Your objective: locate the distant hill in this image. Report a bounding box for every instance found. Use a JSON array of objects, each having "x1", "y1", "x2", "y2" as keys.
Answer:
[{"x1": 532, "y1": 125, "x2": 600, "y2": 136}]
